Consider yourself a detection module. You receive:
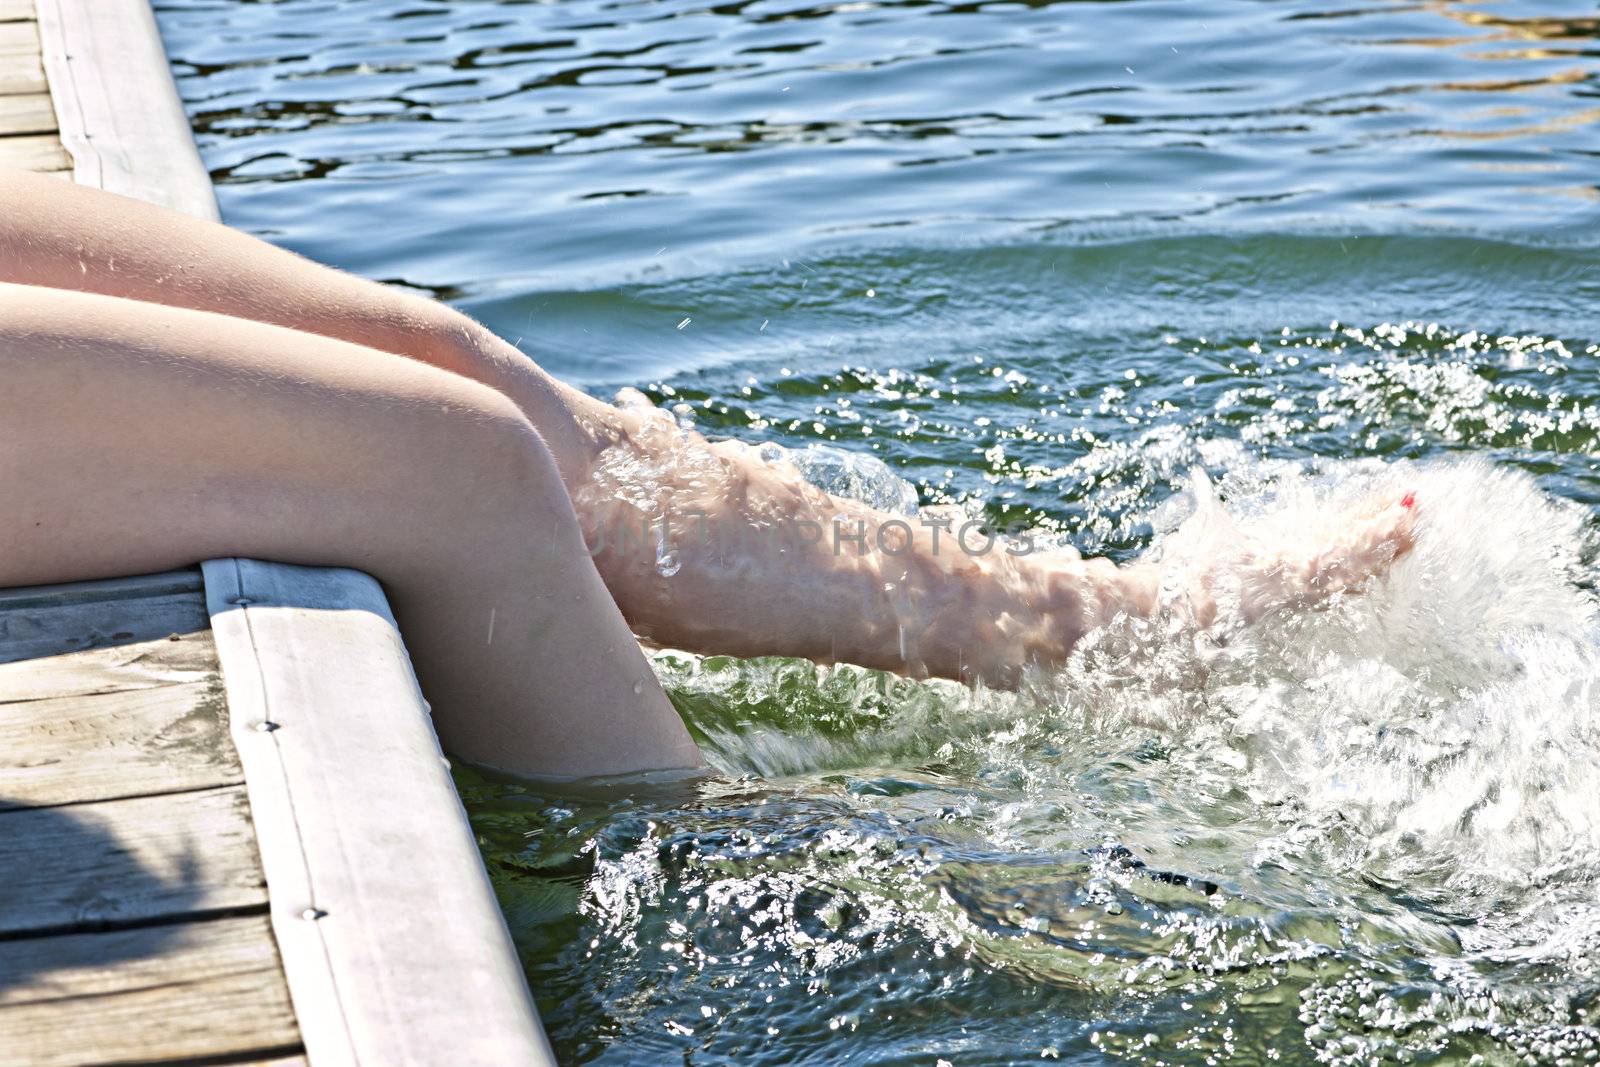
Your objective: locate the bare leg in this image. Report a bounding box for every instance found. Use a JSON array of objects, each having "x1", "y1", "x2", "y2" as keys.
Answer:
[
  {"x1": 0, "y1": 282, "x2": 701, "y2": 780},
  {"x1": 0, "y1": 169, "x2": 1416, "y2": 685}
]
